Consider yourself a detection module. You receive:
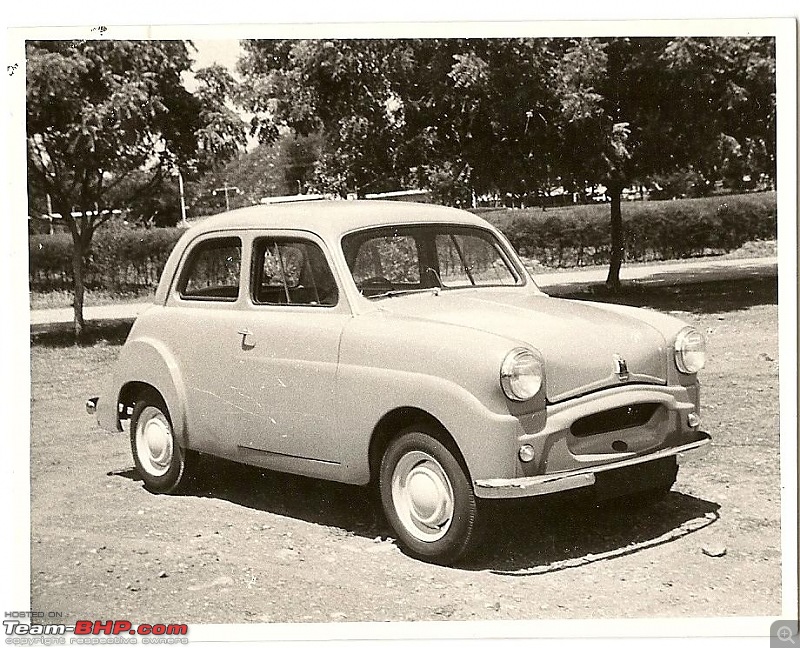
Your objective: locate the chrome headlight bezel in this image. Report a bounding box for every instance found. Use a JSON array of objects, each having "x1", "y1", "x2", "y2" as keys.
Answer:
[
  {"x1": 674, "y1": 326, "x2": 706, "y2": 374},
  {"x1": 500, "y1": 348, "x2": 544, "y2": 401}
]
